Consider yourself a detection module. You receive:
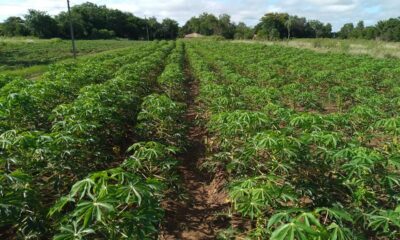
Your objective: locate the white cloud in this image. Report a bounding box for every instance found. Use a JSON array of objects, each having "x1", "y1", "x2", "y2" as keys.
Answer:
[{"x1": 0, "y1": 0, "x2": 399, "y2": 30}]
